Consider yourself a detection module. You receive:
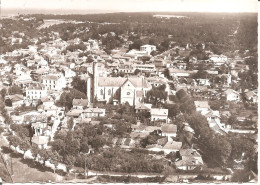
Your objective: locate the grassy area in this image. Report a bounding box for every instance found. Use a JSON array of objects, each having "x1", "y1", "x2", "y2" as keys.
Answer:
[{"x1": 0, "y1": 135, "x2": 63, "y2": 183}]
